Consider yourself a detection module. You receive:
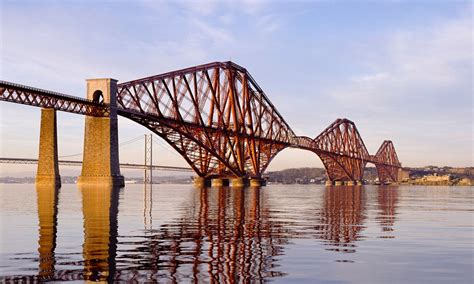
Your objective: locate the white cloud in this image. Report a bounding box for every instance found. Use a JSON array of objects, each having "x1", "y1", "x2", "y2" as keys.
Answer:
[
  {"x1": 218, "y1": 14, "x2": 233, "y2": 25},
  {"x1": 324, "y1": 16, "x2": 472, "y2": 166},
  {"x1": 180, "y1": 0, "x2": 217, "y2": 15},
  {"x1": 240, "y1": 0, "x2": 268, "y2": 15},
  {"x1": 328, "y1": 17, "x2": 472, "y2": 110},
  {"x1": 351, "y1": 72, "x2": 390, "y2": 84},
  {"x1": 257, "y1": 14, "x2": 281, "y2": 33},
  {"x1": 192, "y1": 18, "x2": 235, "y2": 44}
]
